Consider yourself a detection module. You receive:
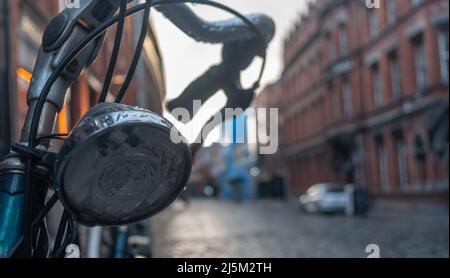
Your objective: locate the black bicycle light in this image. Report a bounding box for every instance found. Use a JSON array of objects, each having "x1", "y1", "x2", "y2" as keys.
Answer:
[{"x1": 55, "y1": 103, "x2": 192, "y2": 226}]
